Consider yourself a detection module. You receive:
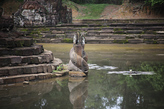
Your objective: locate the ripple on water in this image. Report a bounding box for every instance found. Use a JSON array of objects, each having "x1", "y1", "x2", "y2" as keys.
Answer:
[
  {"x1": 108, "y1": 71, "x2": 155, "y2": 75},
  {"x1": 88, "y1": 64, "x2": 118, "y2": 70}
]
